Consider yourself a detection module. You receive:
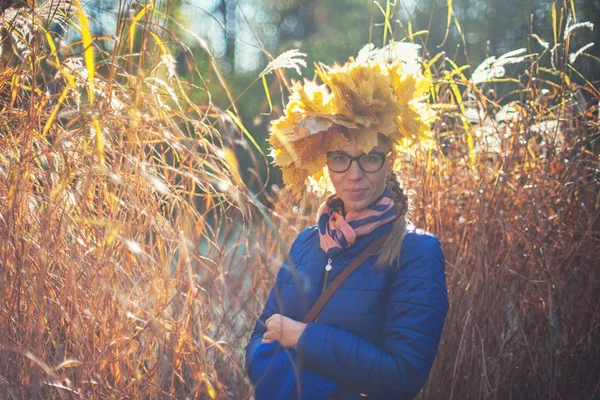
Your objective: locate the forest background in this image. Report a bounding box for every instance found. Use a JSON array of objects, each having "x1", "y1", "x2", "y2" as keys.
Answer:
[{"x1": 0, "y1": 0, "x2": 598, "y2": 398}]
